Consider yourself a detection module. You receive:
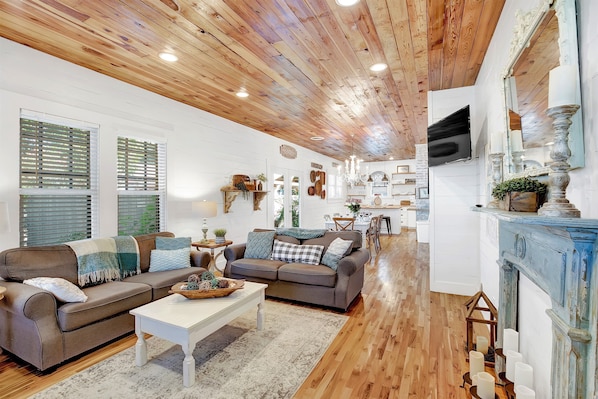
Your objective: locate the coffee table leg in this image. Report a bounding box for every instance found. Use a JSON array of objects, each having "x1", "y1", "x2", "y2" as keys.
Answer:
[
  {"x1": 134, "y1": 321, "x2": 147, "y2": 366},
  {"x1": 182, "y1": 343, "x2": 195, "y2": 387},
  {"x1": 257, "y1": 300, "x2": 264, "y2": 331}
]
